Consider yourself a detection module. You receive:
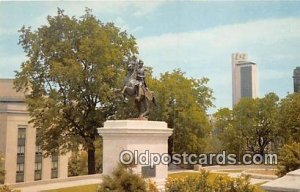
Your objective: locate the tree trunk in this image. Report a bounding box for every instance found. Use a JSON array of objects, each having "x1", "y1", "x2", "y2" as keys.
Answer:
[{"x1": 88, "y1": 148, "x2": 96, "y2": 174}]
